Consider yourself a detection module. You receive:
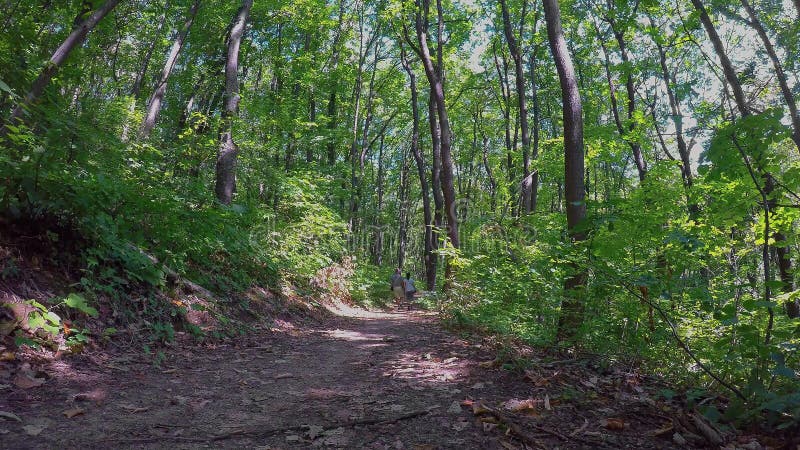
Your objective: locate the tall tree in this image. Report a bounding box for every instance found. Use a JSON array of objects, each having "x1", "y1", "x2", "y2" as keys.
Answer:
[
  {"x1": 690, "y1": 0, "x2": 796, "y2": 319},
  {"x1": 499, "y1": 0, "x2": 536, "y2": 213},
  {"x1": 140, "y1": 0, "x2": 201, "y2": 138},
  {"x1": 543, "y1": 0, "x2": 587, "y2": 340},
  {"x1": 5, "y1": 0, "x2": 121, "y2": 130},
  {"x1": 215, "y1": 0, "x2": 253, "y2": 205},
  {"x1": 739, "y1": 0, "x2": 800, "y2": 152},
  {"x1": 400, "y1": 42, "x2": 436, "y2": 290},
  {"x1": 410, "y1": 0, "x2": 459, "y2": 252}
]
